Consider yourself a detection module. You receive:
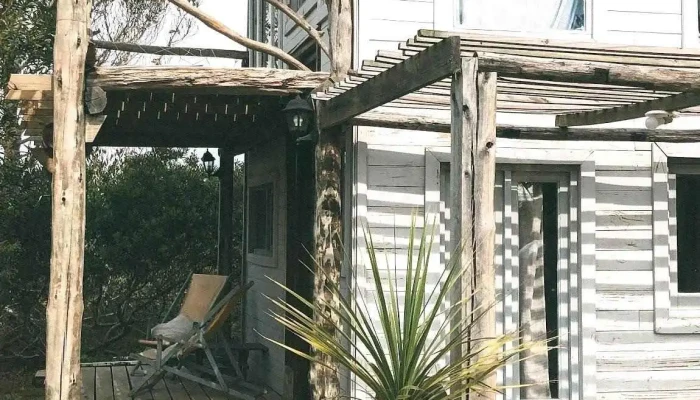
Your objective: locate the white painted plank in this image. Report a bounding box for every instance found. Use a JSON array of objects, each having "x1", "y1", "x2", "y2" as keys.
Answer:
[
  {"x1": 597, "y1": 331, "x2": 700, "y2": 352},
  {"x1": 596, "y1": 170, "x2": 651, "y2": 190},
  {"x1": 368, "y1": 166, "x2": 424, "y2": 187},
  {"x1": 597, "y1": 189, "x2": 651, "y2": 211},
  {"x1": 597, "y1": 369, "x2": 700, "y2": 392},
  {"x1": 607, "y1": 0, "x2": 682, "y2": 13},
  {"x1": 367, "y1": 145, "x2": 428, "y2": 166},
  {"x1": 597, "y1": 291, "x2": 654, "y2": 311},
  {"x1": 598, "y1": 390, "x2": 700, "y2": 399},
  {"x1": 595, "y1": 229, "x2": 652, "y2": 251},
  {"x1": 602, "y1": 31, "x2": 682, "y2": 48},
  {"x1": 596, "y1": 271, "x2": 653, "y2": 292},
  {"x1": 366, "y1": 207, "x2": 426, "y2": 228},
  {"x1": 362, "y1": 127, "x2": 450, "y2": 146},
  {"x1": 597, "y1": 349, "x2": 700, "y2": 372},
  {"x1": 596, "y1": 211, "x2": 652, "y2": 231},
  {"x1": 498, "y1": 138, "x2": 638, "y2": 151},
  {"x1": 597, "y1": 310, "x2": 643, "y2": 331},
  {"x1": 595, "y1": 151, "x2": 650, "y2": 170},
  {"x1": 367, "y1": 186, "x2": 425, "y2": 208},
  {"x1": 606, "y1": 11, "x2": 682, "y2": 34},
  {"x1": 365, "y1": 19, "x2": 434, "y2": 41},
  {"x1": 365, "y1": 0, "x2": 433, "y2": 22},
  {"x1": 597, "y1": 250, "x2": 652, "y2": 271}
]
